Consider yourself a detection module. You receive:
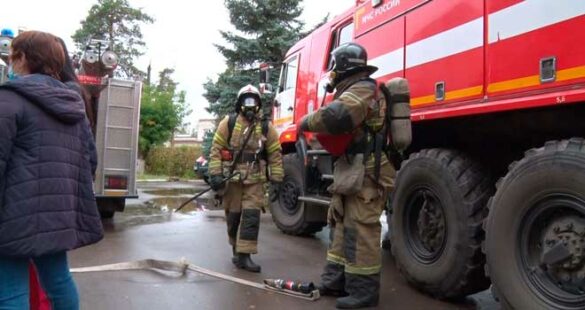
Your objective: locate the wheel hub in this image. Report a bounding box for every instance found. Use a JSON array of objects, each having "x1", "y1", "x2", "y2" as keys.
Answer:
[
  {"x1": 417, "y1": 191, "x2": 446, "y2": 253},
  {"x1": 541, "y1": 216, "x2": 585, "y2": 294},
  {"x1": 280, "y1": 180, "x2": 300, "y2": 214}
]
